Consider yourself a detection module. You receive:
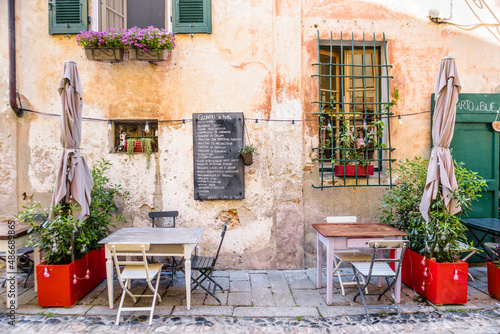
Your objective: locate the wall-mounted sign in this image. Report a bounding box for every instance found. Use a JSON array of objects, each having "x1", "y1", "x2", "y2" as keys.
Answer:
[{"x1": 193, "y1": 112, "x2": 244, "y2": 200}]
